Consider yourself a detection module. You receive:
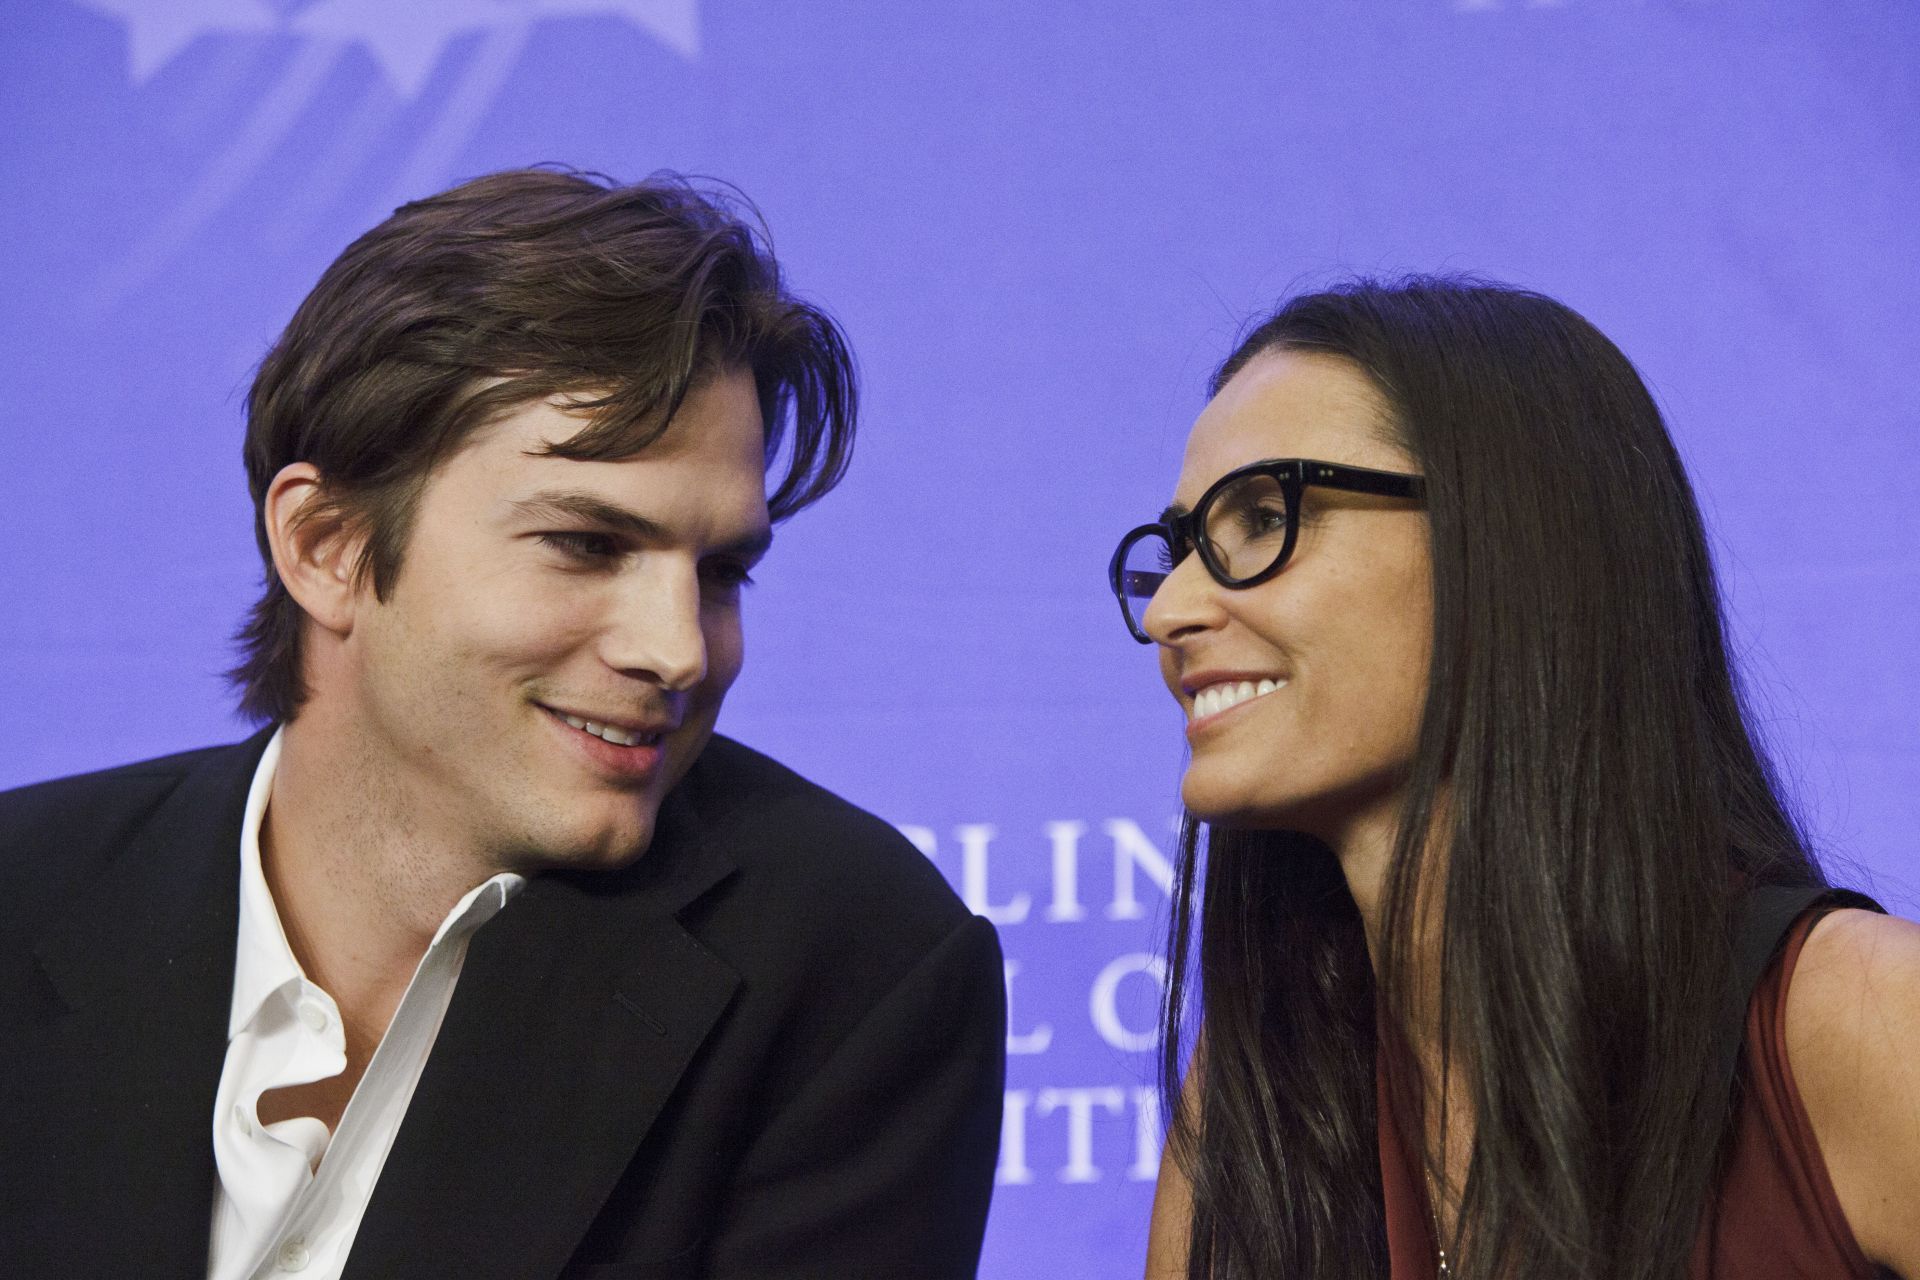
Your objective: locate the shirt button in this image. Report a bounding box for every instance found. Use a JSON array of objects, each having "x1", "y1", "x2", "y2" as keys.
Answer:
[
  {"x1": 277, "y1": 1239, "x2": 310, "y2": 1271},
  {"x1": 297, "y1": 1000, "x2": 329, "y2": 1033}
]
